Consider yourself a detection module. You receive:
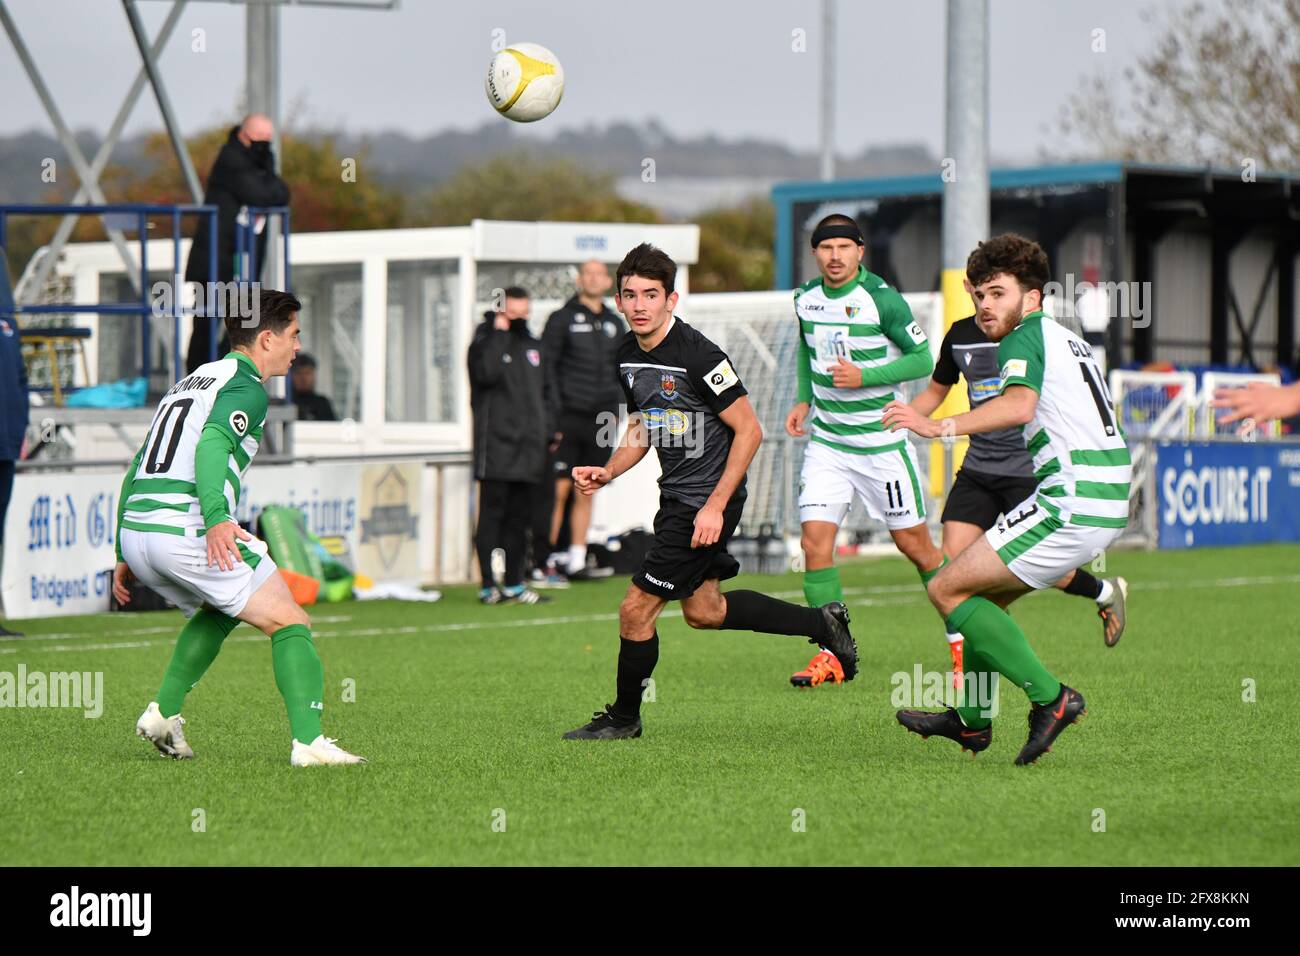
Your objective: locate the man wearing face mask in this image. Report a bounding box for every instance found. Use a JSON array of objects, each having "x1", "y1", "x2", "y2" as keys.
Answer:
[{"x1": 184, "y1": 113, "x2": 291, "y2": 373}]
